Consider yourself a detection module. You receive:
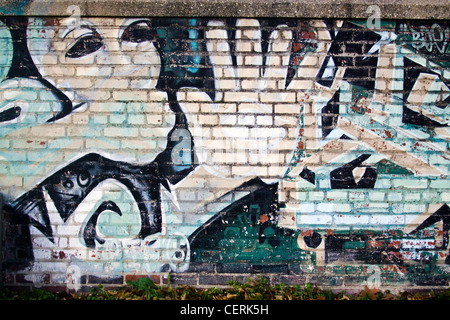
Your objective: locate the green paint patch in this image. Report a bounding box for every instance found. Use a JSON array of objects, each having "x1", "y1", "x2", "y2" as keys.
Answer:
[{"x1": 375, "y1": 159, "x2": 413, "y2": 175}]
